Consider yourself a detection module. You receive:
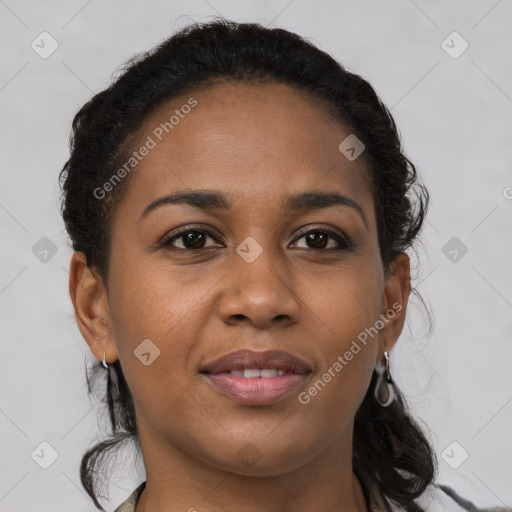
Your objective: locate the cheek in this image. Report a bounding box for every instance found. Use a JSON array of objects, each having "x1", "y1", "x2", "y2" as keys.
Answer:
[
  {"x1": 296, "y1": 296, "x2": 378, "y2": 439},
  {"x1": 106, "y1": 266, "x2": 208, "y2": 423},
  {"x1": 307, "y1": 255, "x2": 383, "y2": 345},
  {"x1": 106, "y1": 258, "x2": 220, "y2": 374},
  {"x1": 297, "y1": 258, "x2": 383, "y2": 413}
]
